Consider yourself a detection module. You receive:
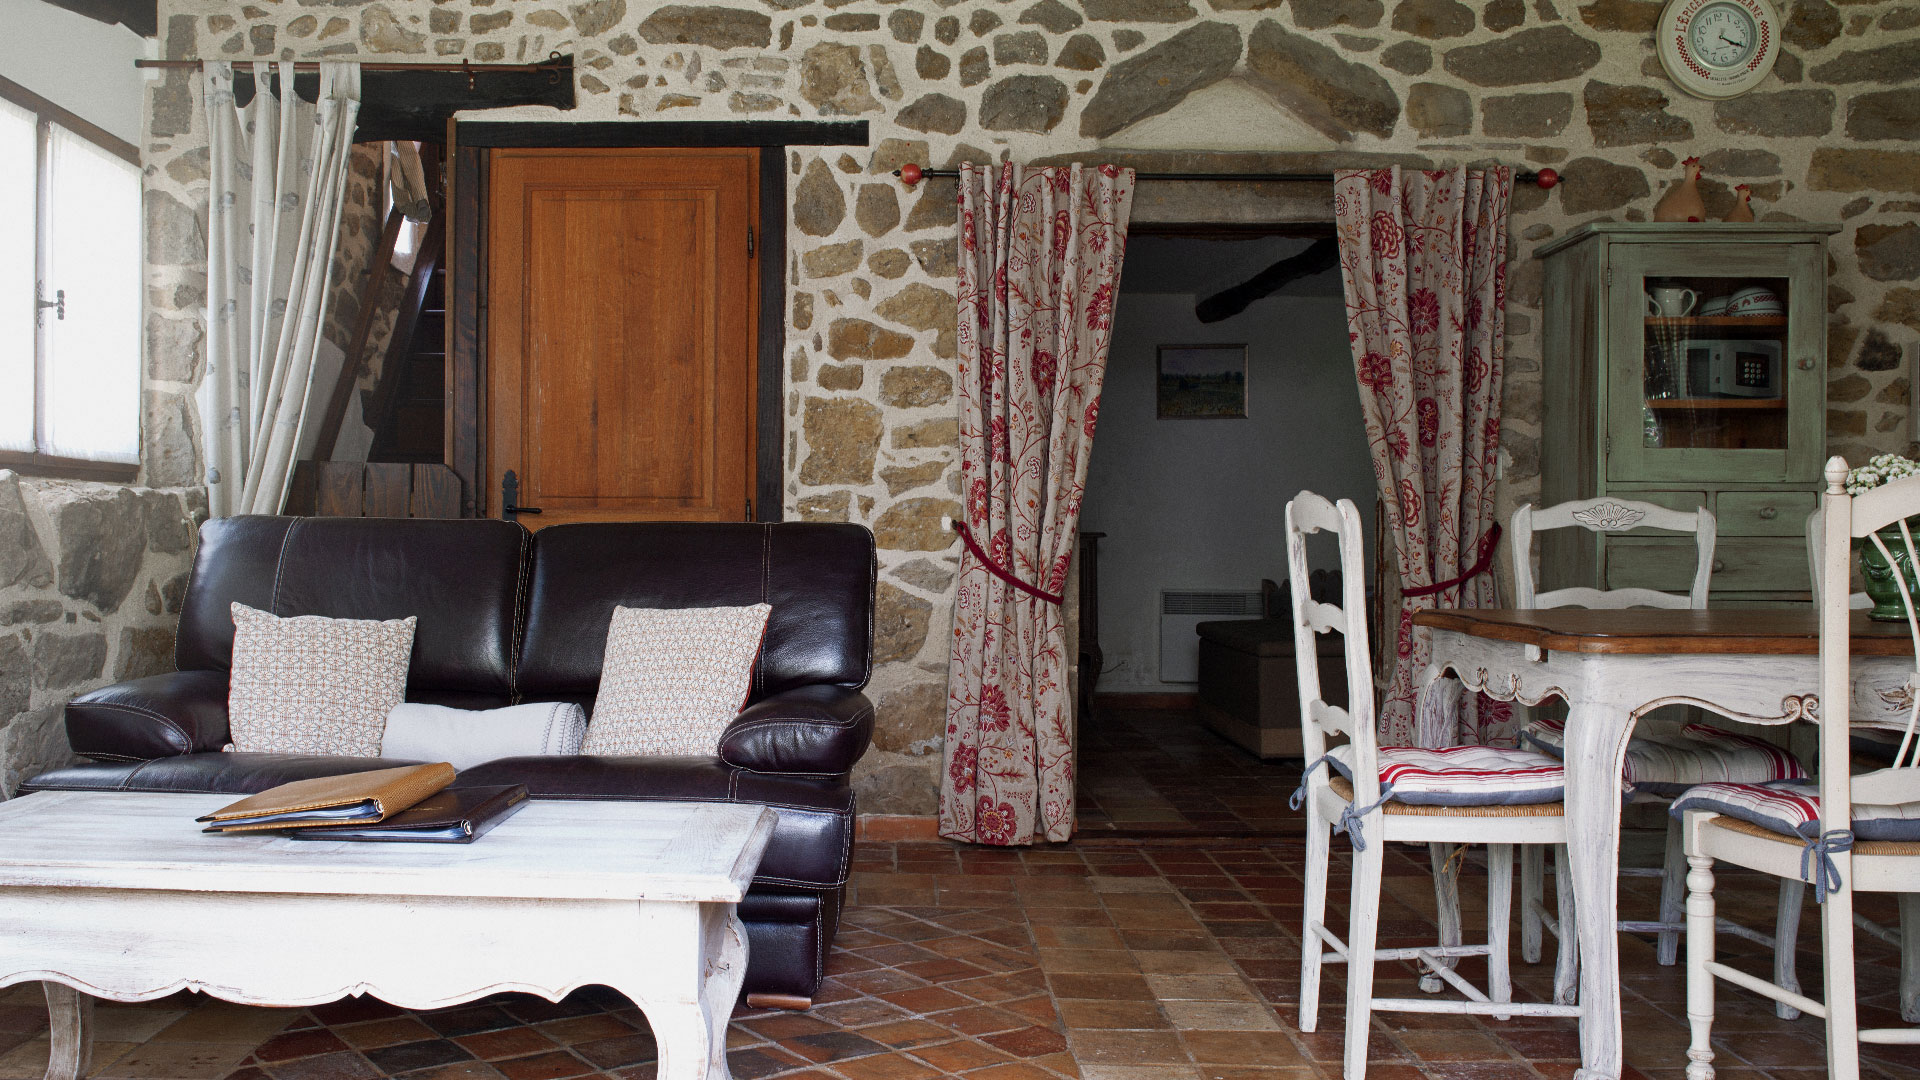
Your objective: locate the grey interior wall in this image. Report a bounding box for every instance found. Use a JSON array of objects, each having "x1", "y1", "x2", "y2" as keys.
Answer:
[{"x1": 1081, "y1": 237, "x2": 1374, "y2": 694}]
